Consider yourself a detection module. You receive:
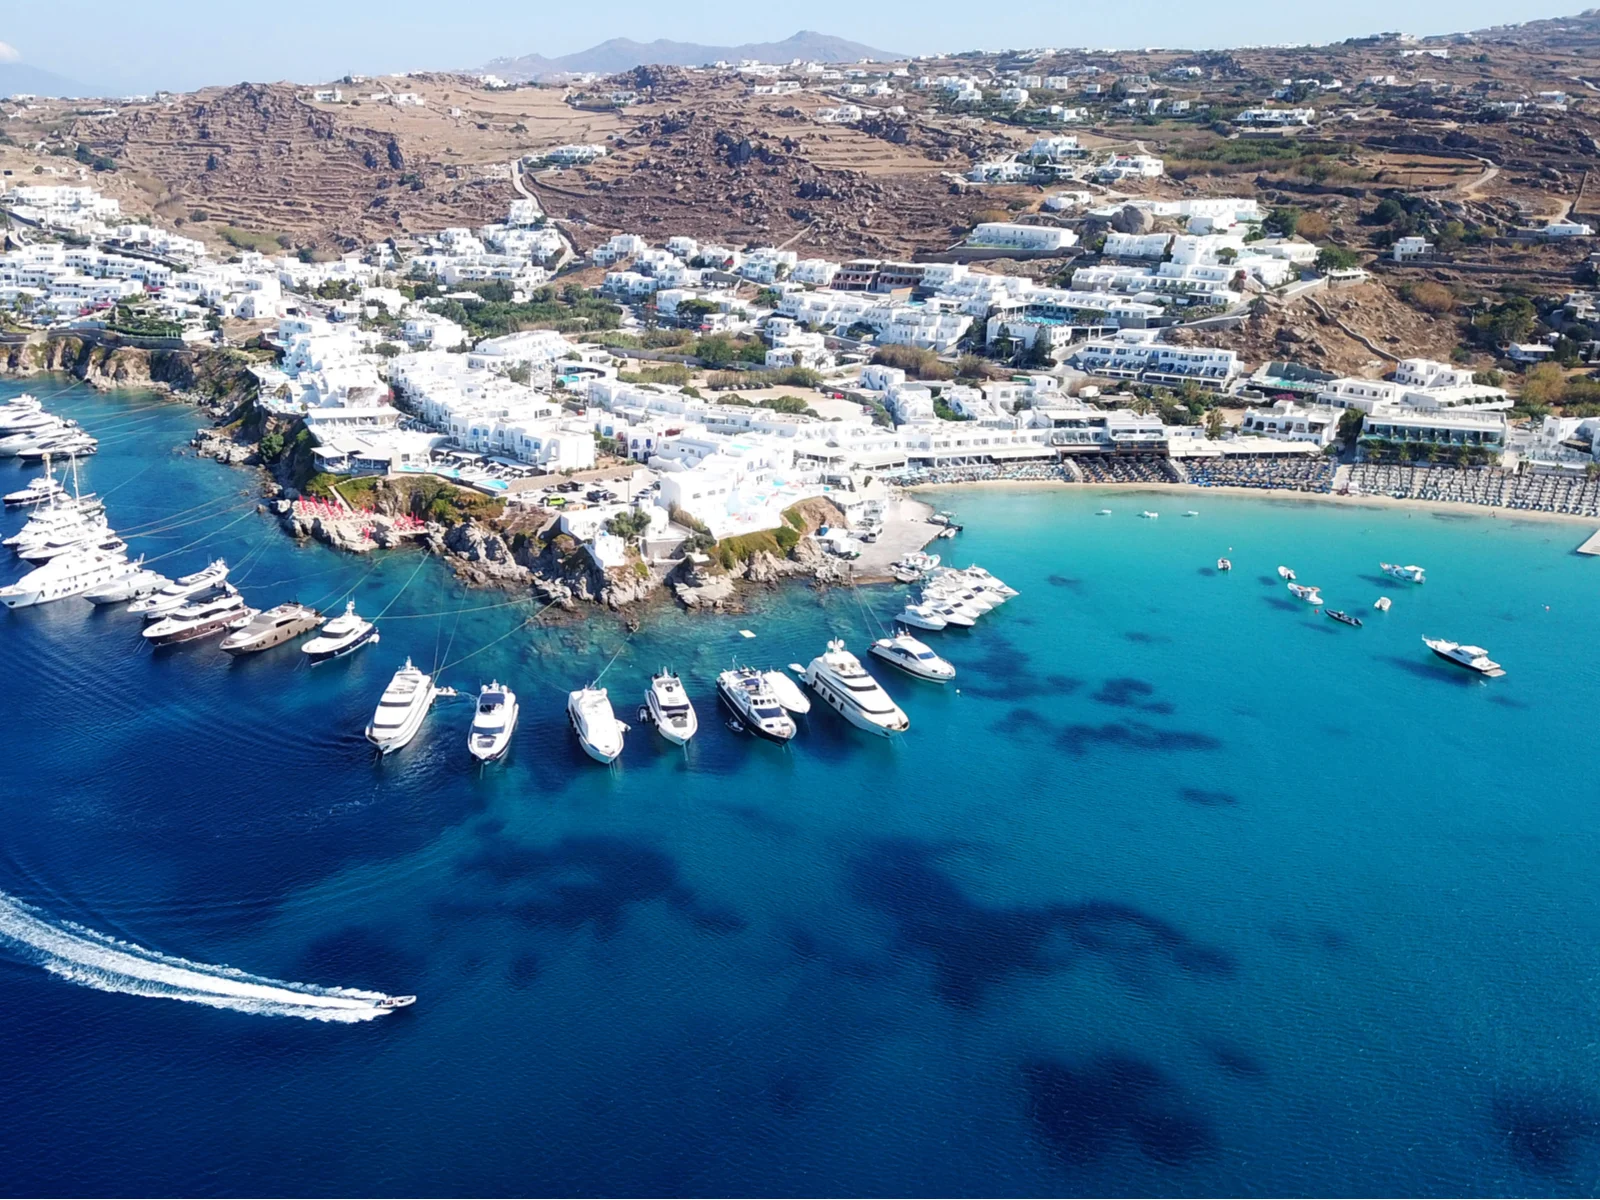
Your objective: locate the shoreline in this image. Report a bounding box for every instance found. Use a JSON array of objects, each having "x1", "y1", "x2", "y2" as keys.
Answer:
[{"x1": 904, "y1": 479, "x2": 1600, "y2": 530}]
